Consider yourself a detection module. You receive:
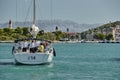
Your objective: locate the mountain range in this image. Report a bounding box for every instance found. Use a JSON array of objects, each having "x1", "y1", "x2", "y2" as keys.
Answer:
[{"x1": 0, "y1": 20, "x2": 102, "y2": 32}]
